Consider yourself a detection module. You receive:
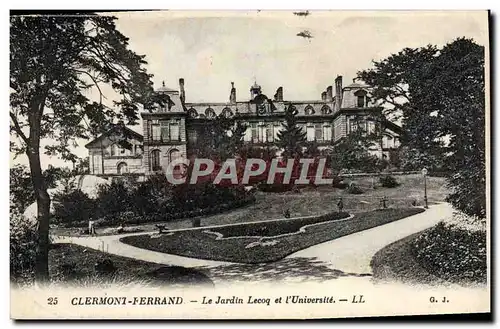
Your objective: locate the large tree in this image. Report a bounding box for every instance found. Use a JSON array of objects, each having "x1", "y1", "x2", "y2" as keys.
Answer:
[
  {"x1": 190, "y1": 115, "x2": 247, "y2": 161},
  {"x1": 358, "y1": 38, "x2": 485, "y2": 217},
  {"x1": 276, "y1": 104, "x2": 307, "y2": 158},
  {"x1": 10, "y1": 14, "x2": 165, "y2": 282},
  {"x1": 329, "y1": 117, "x2": 381, "y2": 173}
]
